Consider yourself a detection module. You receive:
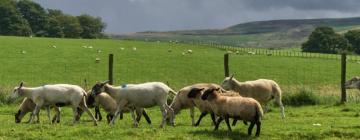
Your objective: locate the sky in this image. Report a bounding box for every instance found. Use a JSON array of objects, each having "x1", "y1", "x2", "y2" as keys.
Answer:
[{"x1": 34, "y1": 0, "x2": 360, "y2": 34}]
